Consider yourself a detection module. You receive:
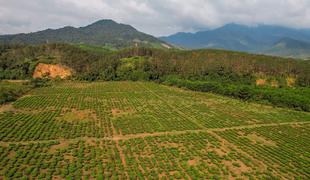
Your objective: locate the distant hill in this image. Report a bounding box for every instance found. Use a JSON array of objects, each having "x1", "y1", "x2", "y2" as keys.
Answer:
[
  {"x1": 263, "y1": 38, "x2": 310, "y2": 59},
  {"x1": 161, "y1": 24, "x2": 310, "y2": 59},
  {"x1": 0, "y1": 19, "x2": 171, "y2": 49}
]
